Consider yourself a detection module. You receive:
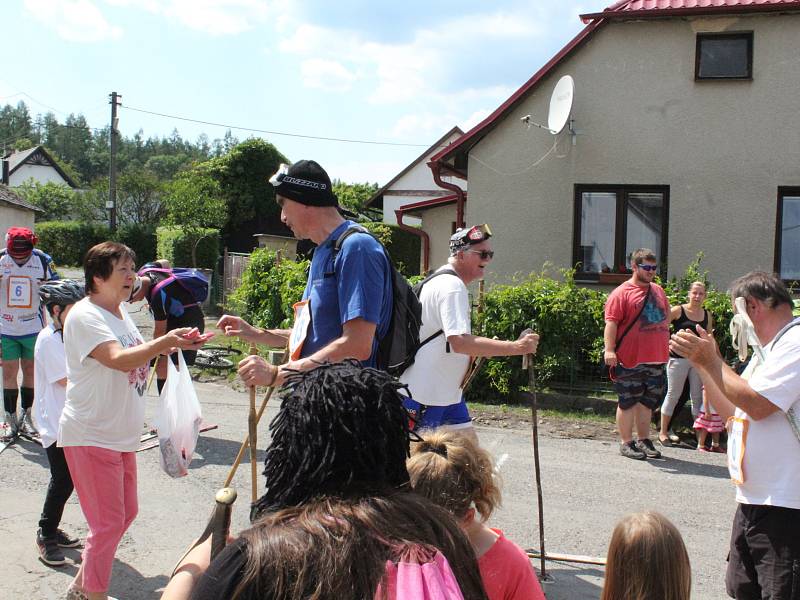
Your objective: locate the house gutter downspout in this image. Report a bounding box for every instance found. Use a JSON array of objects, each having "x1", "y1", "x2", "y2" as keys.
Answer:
[
  {"x1": 429, "y1": 160, "x2": 466, "y2": 229},
  {"x1": 395, "y1": 208, "x2": 430, "y2": 274}
]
